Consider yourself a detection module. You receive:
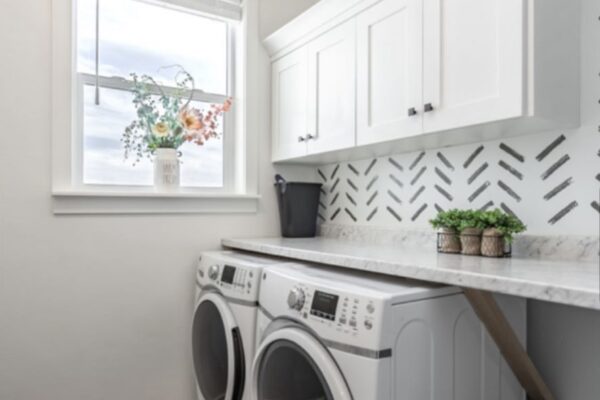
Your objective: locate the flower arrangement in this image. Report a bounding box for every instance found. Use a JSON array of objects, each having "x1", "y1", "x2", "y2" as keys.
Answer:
[{"x1": 122, "y1": 66, "x2": 232, "y2": 164}]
